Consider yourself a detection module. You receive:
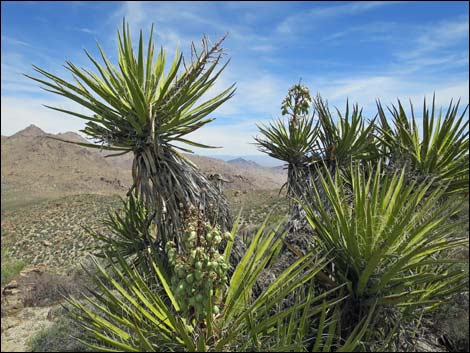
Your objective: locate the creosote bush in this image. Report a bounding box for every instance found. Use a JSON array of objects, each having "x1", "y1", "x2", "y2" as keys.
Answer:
[
  {"x1": 1, "y1": 248, "x2": 25, "y2": 286},
  {"x1": 28, "y1": 307, "x2": 94, "y2": 352}
]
